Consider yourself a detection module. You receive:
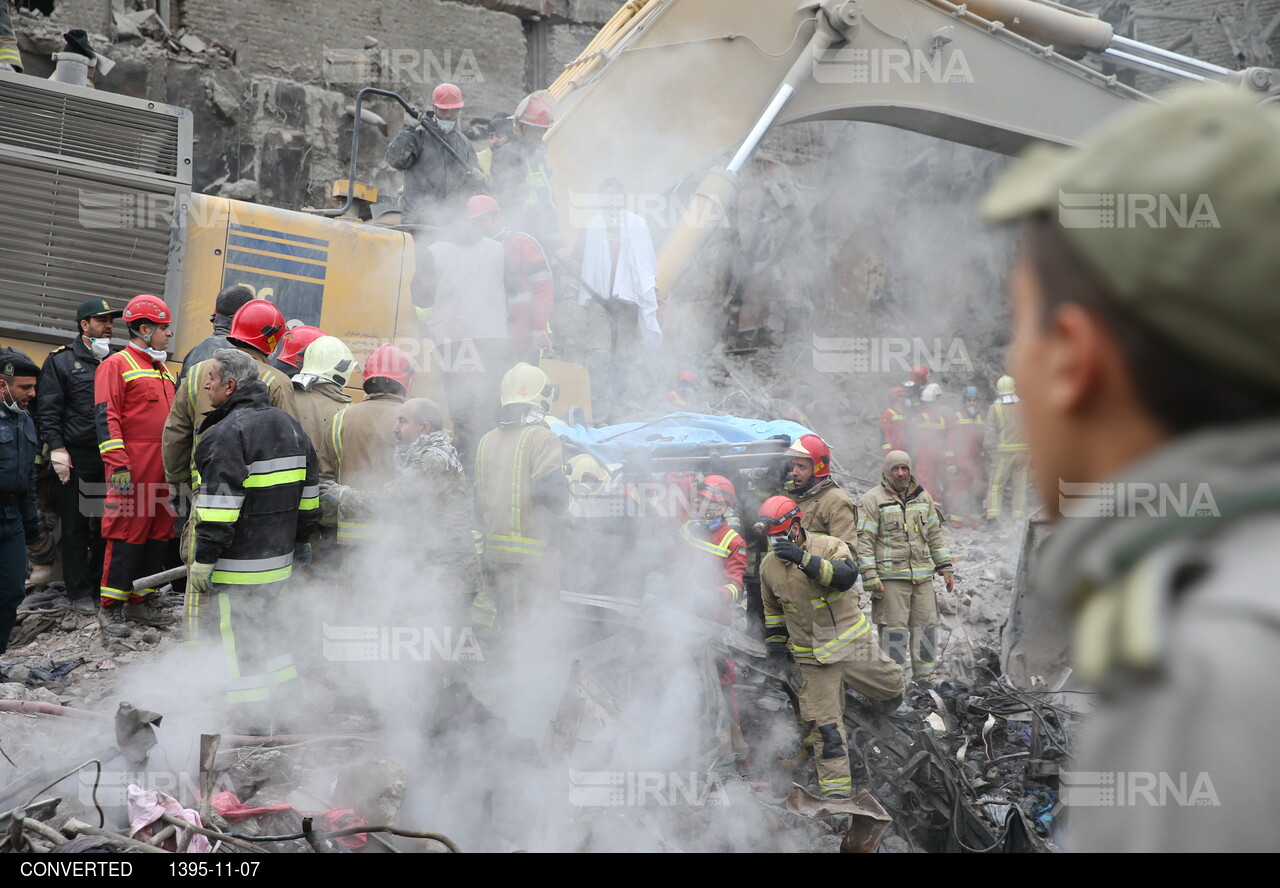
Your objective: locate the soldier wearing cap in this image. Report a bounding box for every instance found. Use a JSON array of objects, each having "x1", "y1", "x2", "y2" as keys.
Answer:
[
  {"x1": 982, "y1": 85, "x2": 1280, "y2": 852},
  {"x1": 0, "y1": 348, "x2": 40, "y2": 659},
  {"x1": 34, "y1": 298, "x2": 124, "y2": 616}
]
